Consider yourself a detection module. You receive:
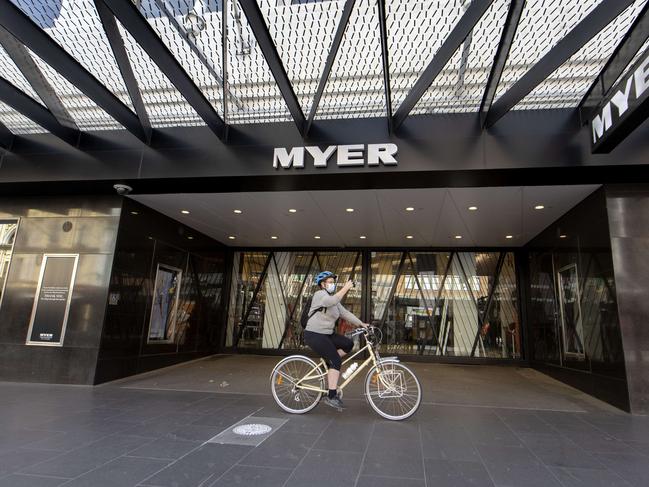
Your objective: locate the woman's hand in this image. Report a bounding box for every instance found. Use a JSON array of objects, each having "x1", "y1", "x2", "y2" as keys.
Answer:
[
  {"x1": 360, "y1": 323, "x2": 369, "y2": 328},
  {"x1": 342, "y1": 280, "x2": 354, "y2": 292}
]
